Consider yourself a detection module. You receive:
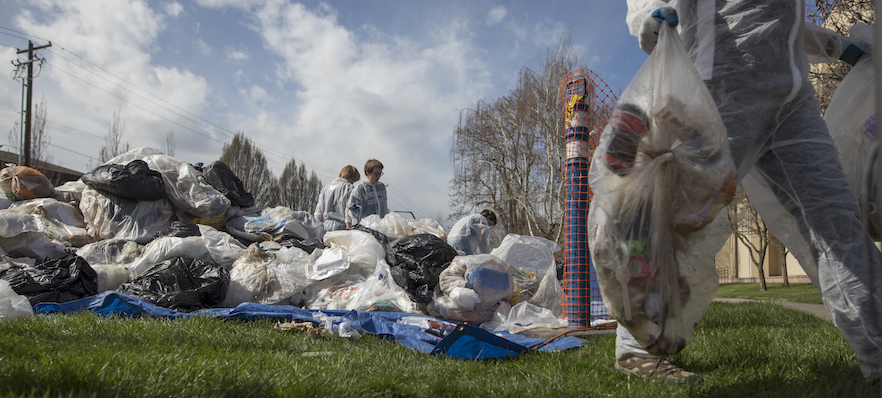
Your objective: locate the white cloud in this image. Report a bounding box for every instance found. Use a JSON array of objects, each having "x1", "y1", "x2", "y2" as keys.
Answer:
[
  {"x1": 165, "y1": 1, "x2": 183, "y2": 17},
  {"x1": 225, "y1": 46, "x2": 250, "y2": 63},
  {"x1": 232, "y1": 1, "x2": 492, "y2": 216},
  {"x1": 195, "y1": 38, "x2": 211, "y2": 55},
  {"x1": 7, "y1": 0, "x2": 211, "y2": 171},
  {"x1": 239, "y1": 84, "x2": 269, "y2": 104},
  {"x1": 486, "y1": 6, "x2": 506, "y2": 26}
]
